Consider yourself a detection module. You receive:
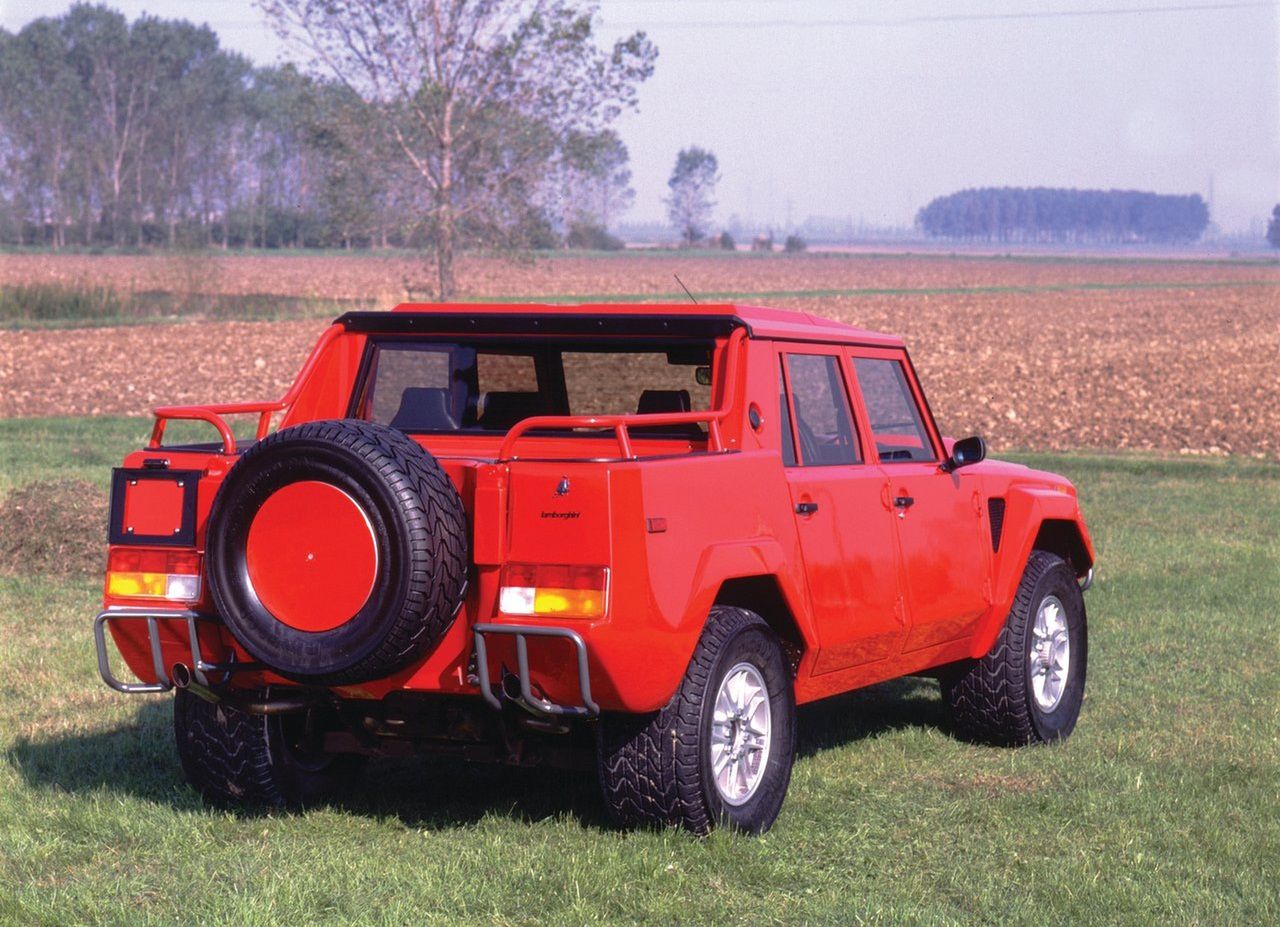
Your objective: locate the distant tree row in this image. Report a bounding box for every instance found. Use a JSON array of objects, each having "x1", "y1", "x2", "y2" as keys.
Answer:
[
  {"x1": 916, "y1": 187, "x2": 1210, "y2": 244},
  {"x1": 0, "y1": 3, "x2": 650, "y2": 289}
]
